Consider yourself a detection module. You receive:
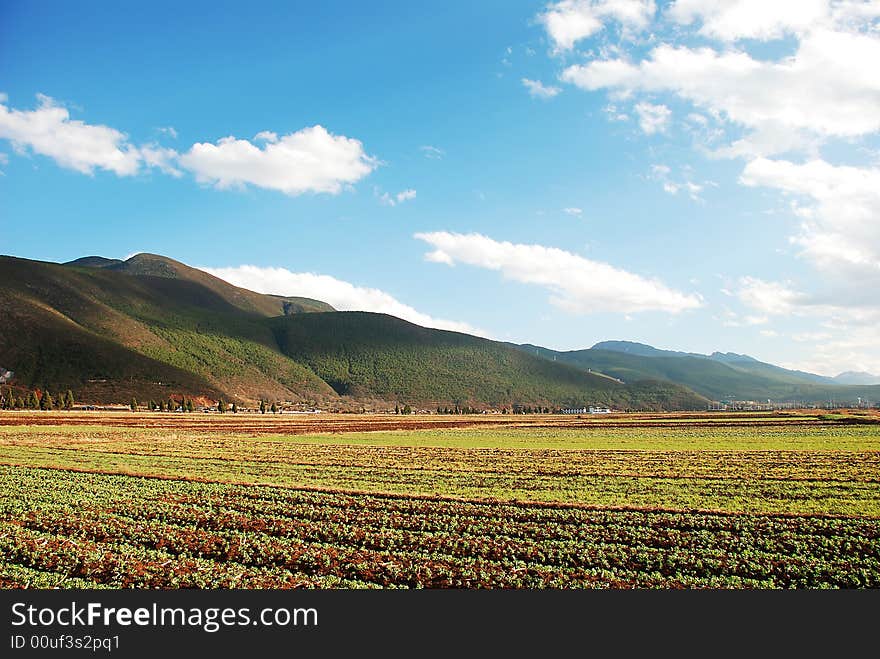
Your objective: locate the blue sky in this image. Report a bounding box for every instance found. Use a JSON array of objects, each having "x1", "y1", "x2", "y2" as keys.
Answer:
[{"x1": 2, "y1": 1, "x2": 880, "y2": 375}]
